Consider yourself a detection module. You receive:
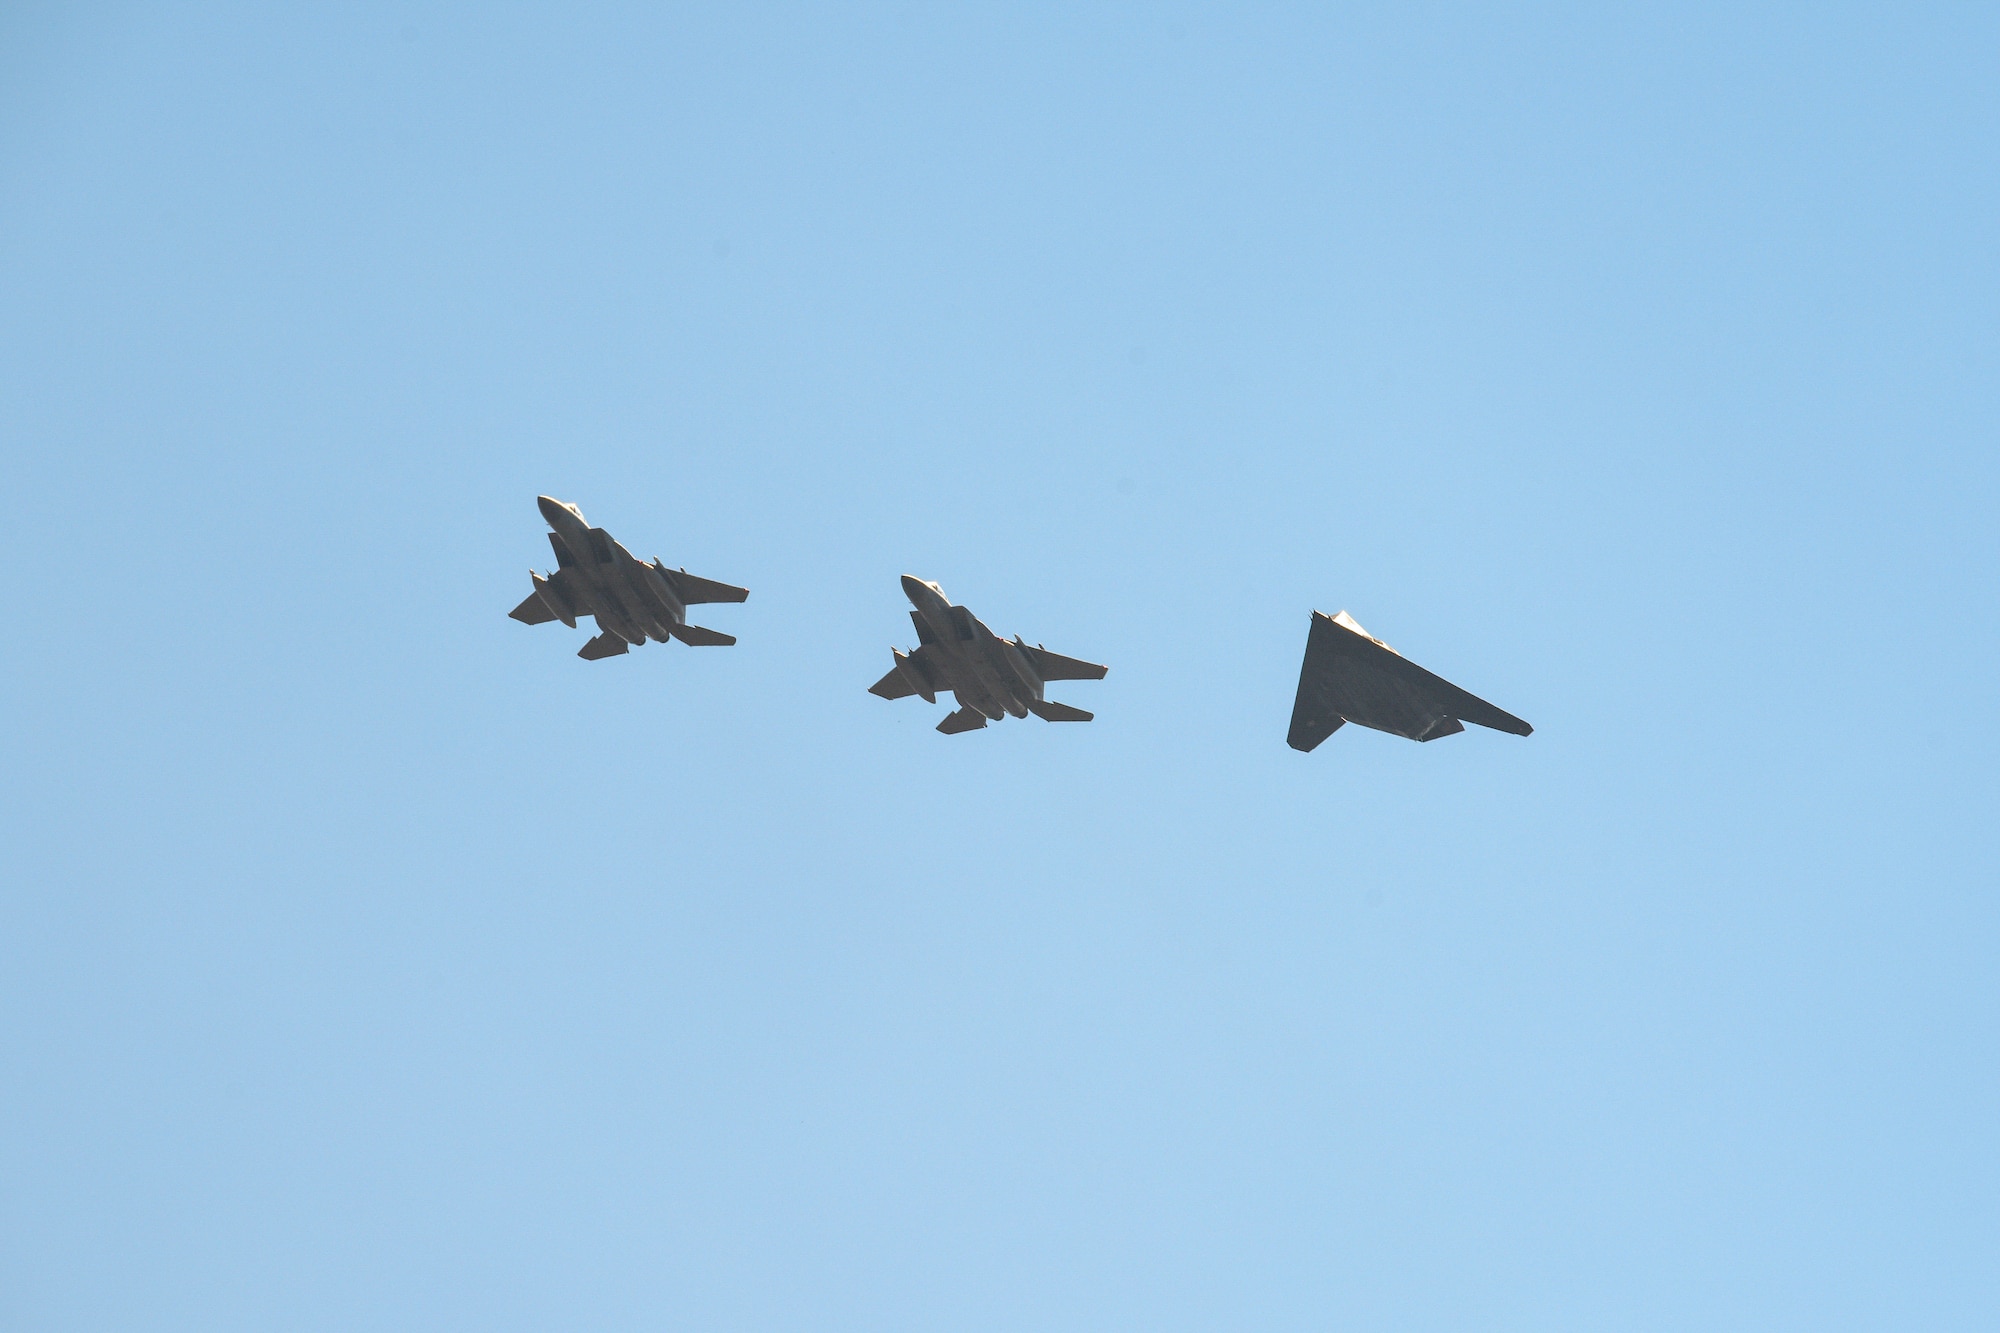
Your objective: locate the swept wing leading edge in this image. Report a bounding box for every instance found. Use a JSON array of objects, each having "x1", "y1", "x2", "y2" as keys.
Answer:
[{"x1": 1288, "y1": 610, "x2": 1530, "y2": 752}]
